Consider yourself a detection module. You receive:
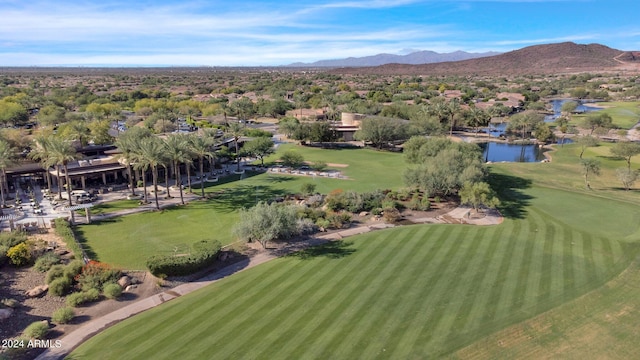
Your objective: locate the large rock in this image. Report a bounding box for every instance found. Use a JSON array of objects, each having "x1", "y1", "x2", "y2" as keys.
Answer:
[
  {"x1": 117, "y1": 276, "x2": 132, "y2": 288},
  {"x1": 25, "y1": 284, "x2": 48, "y2": 298},
  {"x1": 0, "y1": 308, "x2": 13, "y2": 320}
]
